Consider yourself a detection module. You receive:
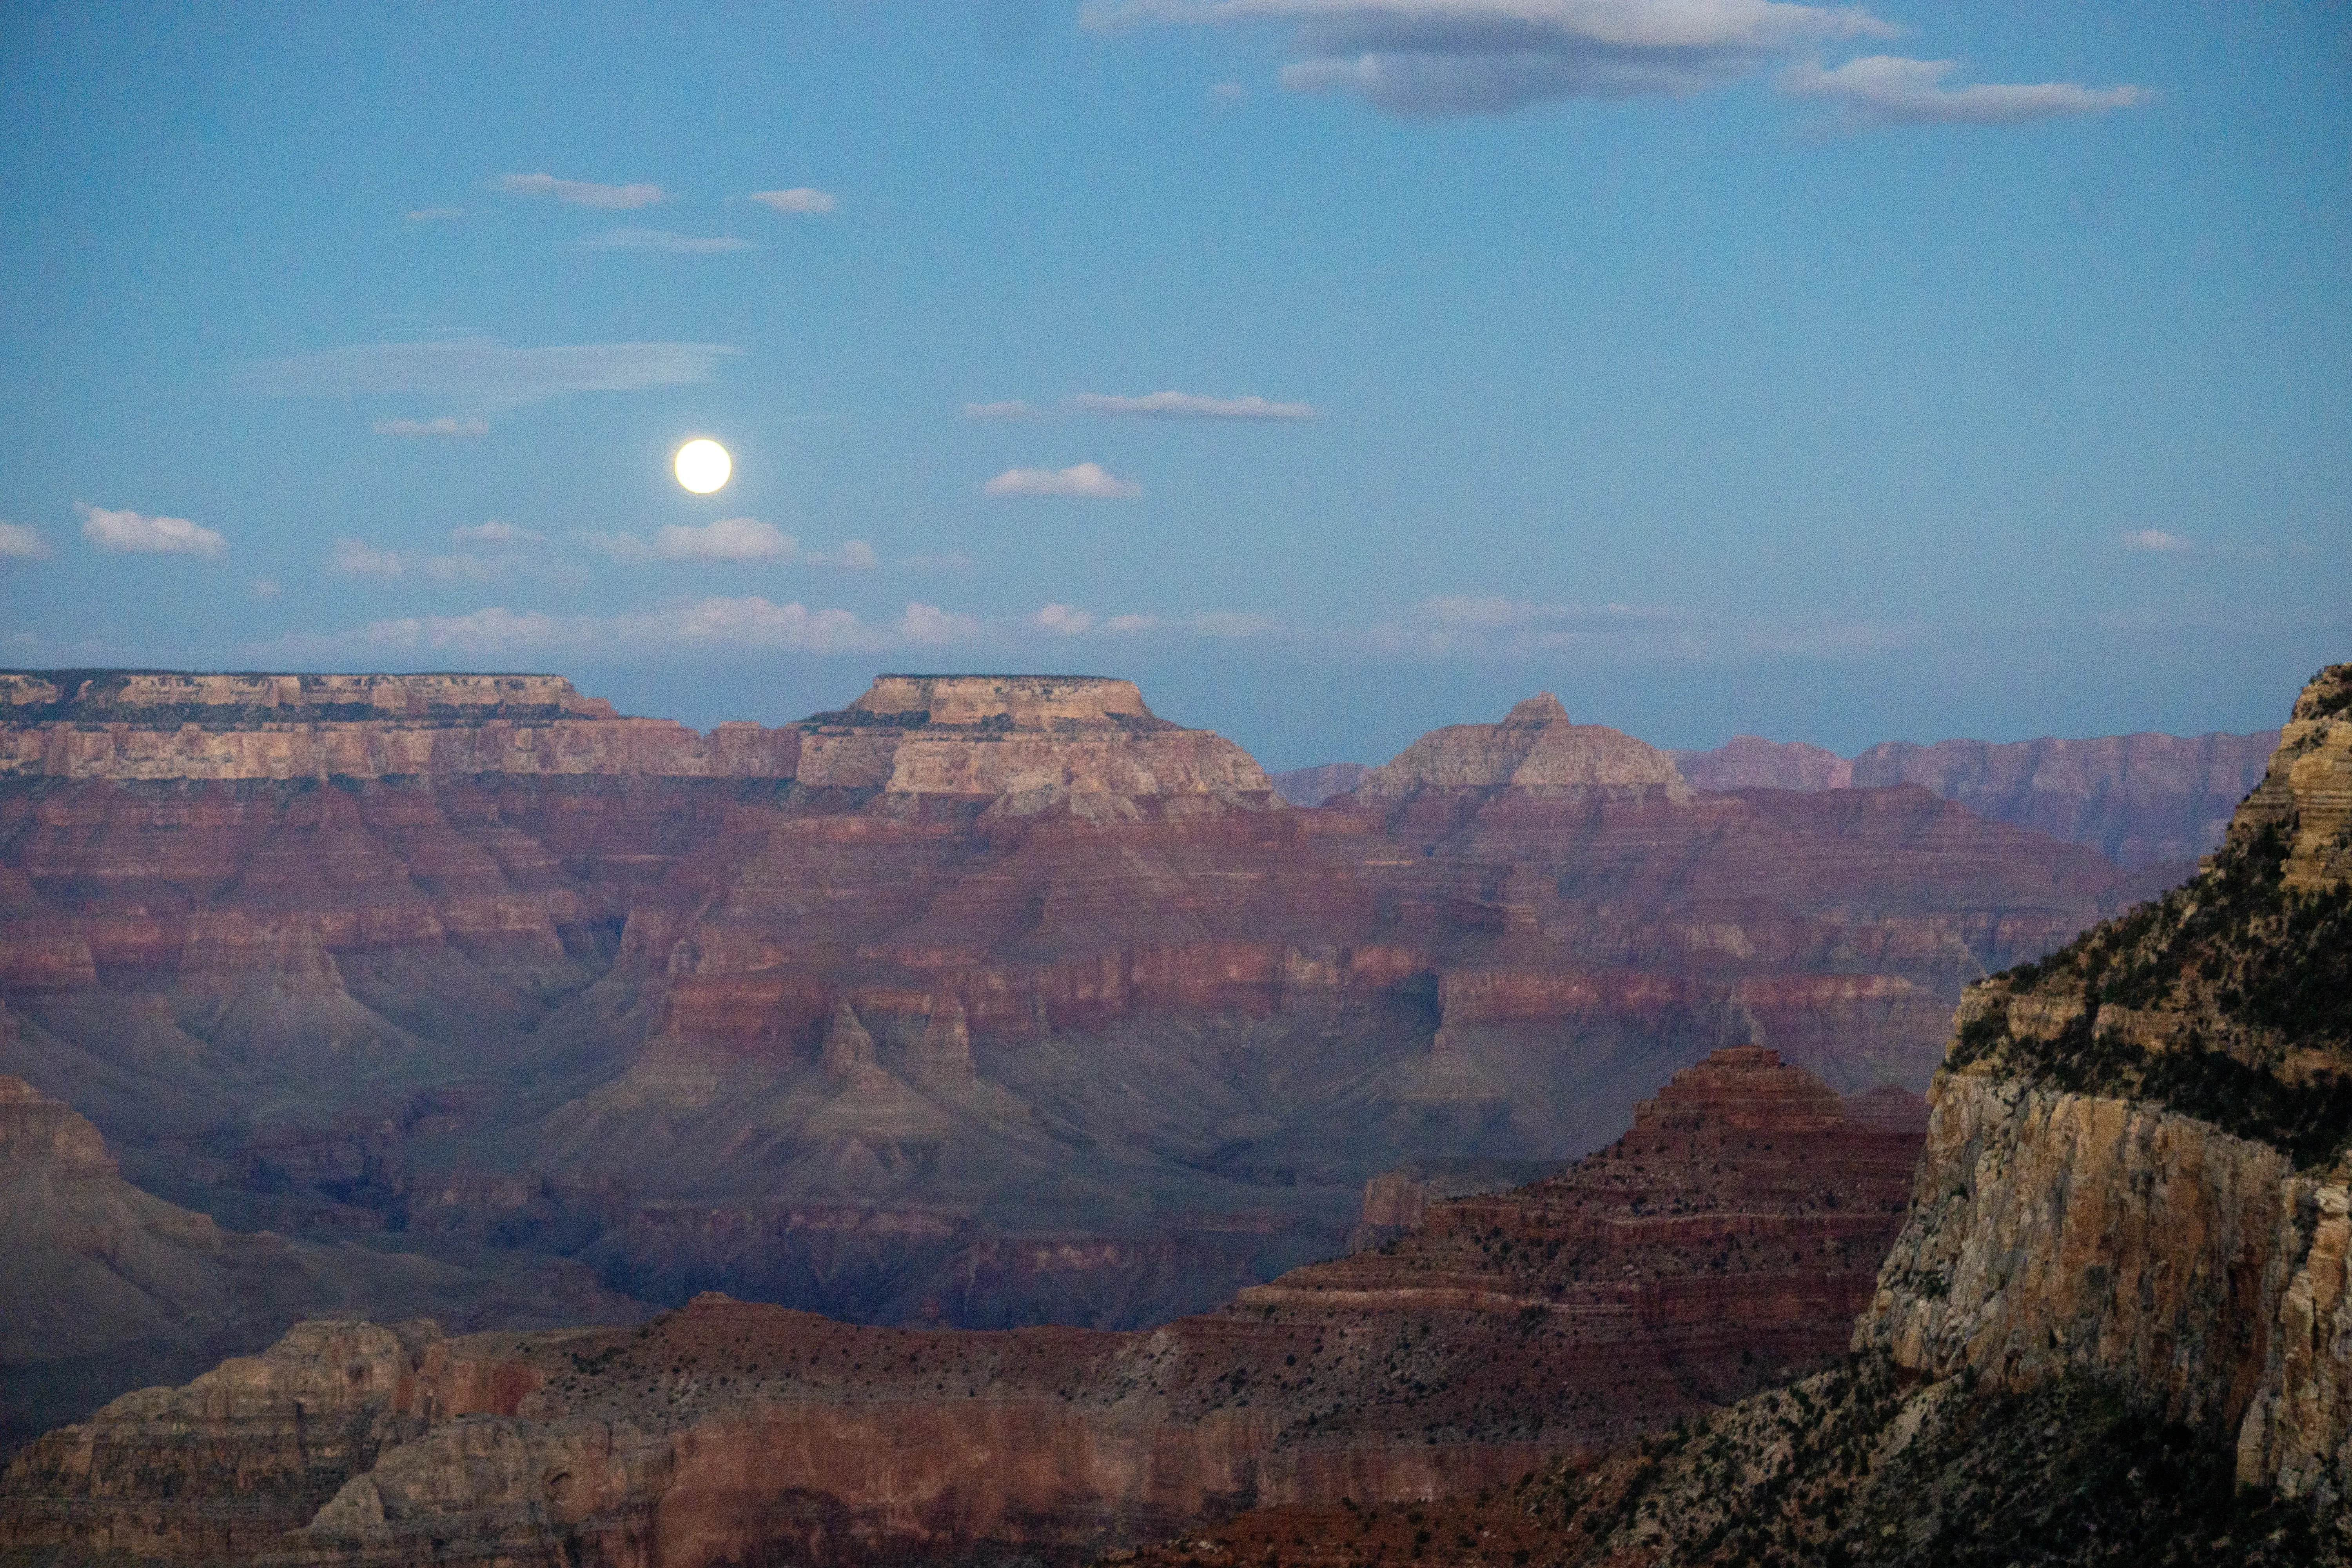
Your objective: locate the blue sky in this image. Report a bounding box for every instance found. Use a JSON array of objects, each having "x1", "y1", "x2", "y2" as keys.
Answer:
[{"x1": 1, "y1": 2, "x2": 2346, "y2": 767}]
